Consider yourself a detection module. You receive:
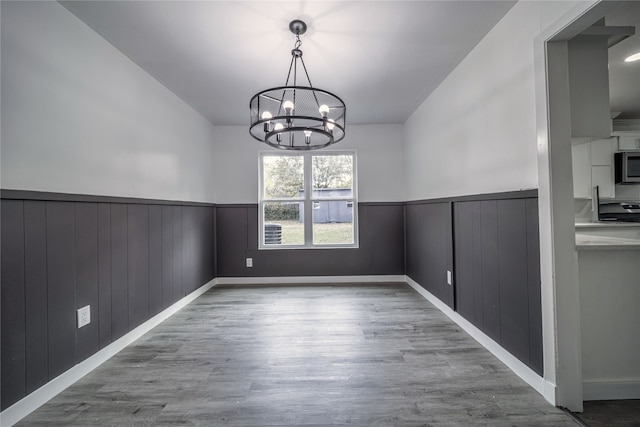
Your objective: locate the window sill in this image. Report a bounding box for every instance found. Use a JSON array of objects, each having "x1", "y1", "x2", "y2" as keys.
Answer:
[{"x1": 258, "y1": 244, "x2": 359, "y2": 250}]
